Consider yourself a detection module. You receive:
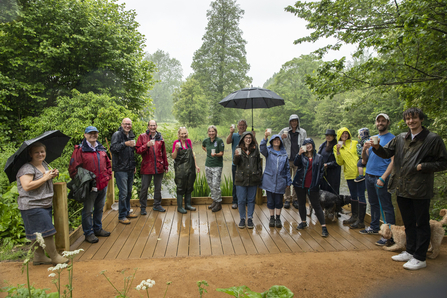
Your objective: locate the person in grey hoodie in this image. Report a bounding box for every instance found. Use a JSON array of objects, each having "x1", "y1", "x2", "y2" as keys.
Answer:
[{"x1": 278, "y1": 114, "x2": 307, "y2": 209}]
